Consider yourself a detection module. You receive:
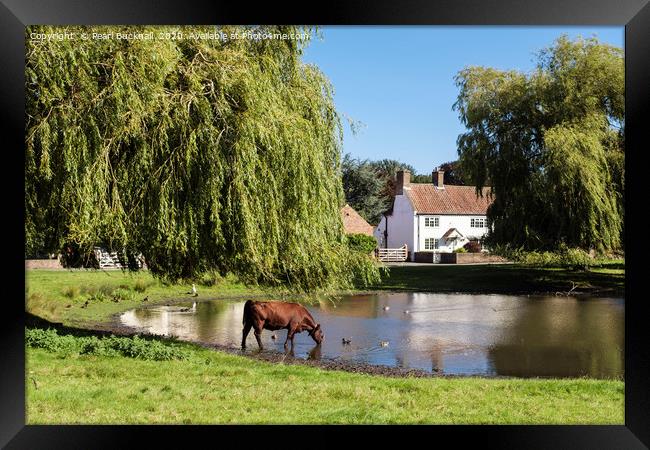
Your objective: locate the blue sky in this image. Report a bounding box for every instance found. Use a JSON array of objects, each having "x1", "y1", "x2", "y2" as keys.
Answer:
[{"x1": 301, "y1": 26, "x2": 624, "y2": 175}]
